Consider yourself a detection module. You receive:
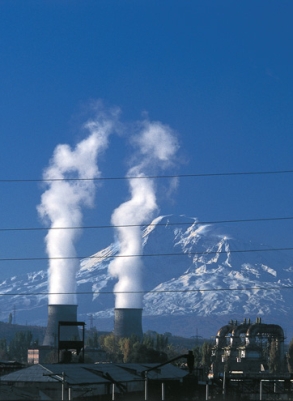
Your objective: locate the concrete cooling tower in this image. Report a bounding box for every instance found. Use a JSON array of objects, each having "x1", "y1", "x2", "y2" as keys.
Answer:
[
  {"x1": 43, "y1": 304, "x2": 80, "y2": 347},
  {"x1": 114, "y1": 308, "x2": 143, "y2": 339}
]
